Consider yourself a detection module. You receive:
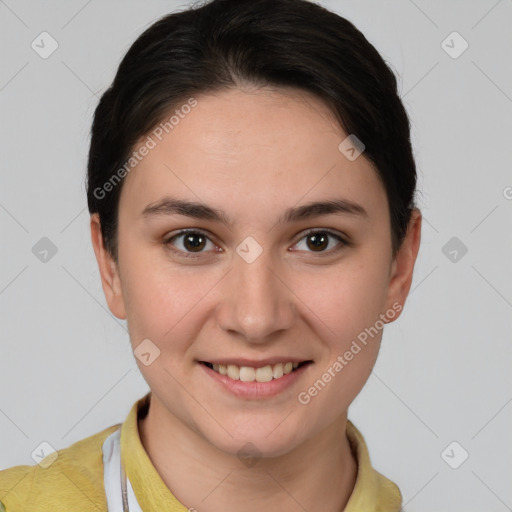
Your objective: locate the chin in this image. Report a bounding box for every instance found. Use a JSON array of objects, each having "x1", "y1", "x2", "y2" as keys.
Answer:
[{"x1": 199, "y1": 419, "x2": 308, "y2": 460}]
